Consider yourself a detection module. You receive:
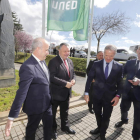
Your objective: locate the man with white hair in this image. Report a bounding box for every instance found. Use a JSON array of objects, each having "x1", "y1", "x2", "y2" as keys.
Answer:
[
  {"x1": 85, "y1": 45, "x2": 123, "y2": 140},
  {"x1": 5, "y1": 38, "x2": 53, "y2": 140}
]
